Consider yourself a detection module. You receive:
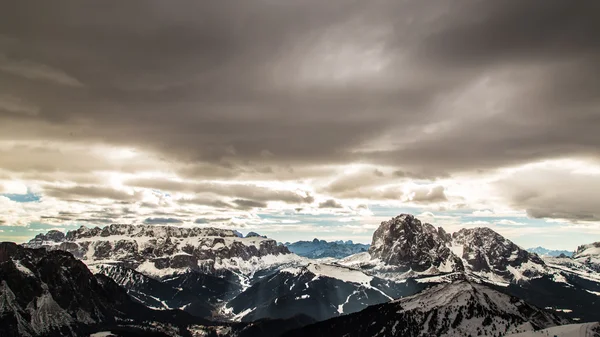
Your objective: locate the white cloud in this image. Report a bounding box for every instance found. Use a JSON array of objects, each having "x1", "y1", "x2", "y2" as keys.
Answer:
[{"x1": 0, "y1": 54, "x2": 82, "y2": 87}]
